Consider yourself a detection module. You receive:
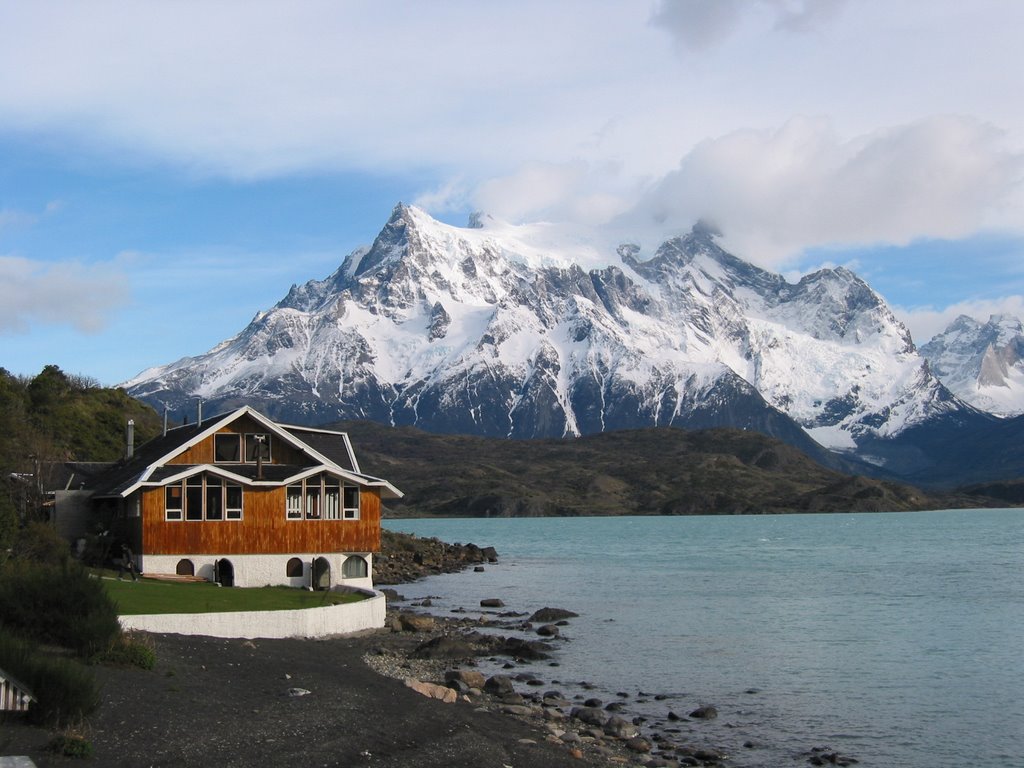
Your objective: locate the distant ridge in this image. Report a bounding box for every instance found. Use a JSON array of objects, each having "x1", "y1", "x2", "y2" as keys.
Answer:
[{"x1": 335, "y1": 420, "x2": 991, "y2": 516}]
